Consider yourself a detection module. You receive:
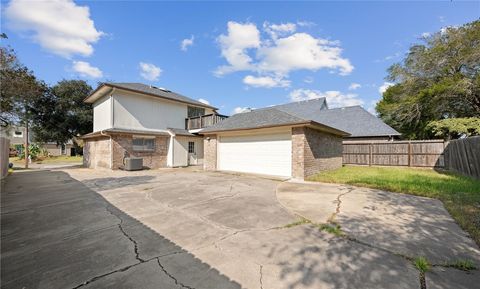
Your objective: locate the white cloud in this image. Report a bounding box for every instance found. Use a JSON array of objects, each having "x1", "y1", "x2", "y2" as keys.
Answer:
[
  {"x1": 297, "y1": 21, "x2": 315, "y2": 27},
  {"x1": 243, "y1": 75, "x2": 290, "y2": 88},
  {"x1": 257, "y1": 32, "x2": 353, "y2": 76},
  {"x1": 139, "y1": 62, "x2": 162, "y2": 81},
  {"x1": 181, "y1": 35, "x2": 194, "y2": 51},
  {"x1": 5, "y1": 0, "x2": 103, "y2": 58},
  {"x1": 72, "y1": 61, "x2": 103, "y2": 78},
  {"x1": 367, "y1": 99, "x2": 379, "y2": 115},
  {"x1": 215, "y1": 21, "x2": 261, "y2": 76},
  {"x1": 198, "y1": 98, "x2": 210, "y2": 105},
  {"x1": 289, "y1": 89, "x2": 364, "y2": 108},
  {"x1": 232, "y1": 107, "x2": 252, "y2": 114},
  {"x1": 348, "y1": 83, "x2": 361, "y2": 90},
  {"x1": 215, "y1": 21, "x2": 353, "y2": 84},
  {"x1": 421, "y1": 32, "x2": 431, "y2": 38},
  {"x1": 303, "y1": 76, "x2": 314, "y2": 84},
  {"x1": 263, "y1": 22, "x2": 296, "y2": 39},
  {"x1": 379, "y1": 82, "x2": 394, "y2": 94}
]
